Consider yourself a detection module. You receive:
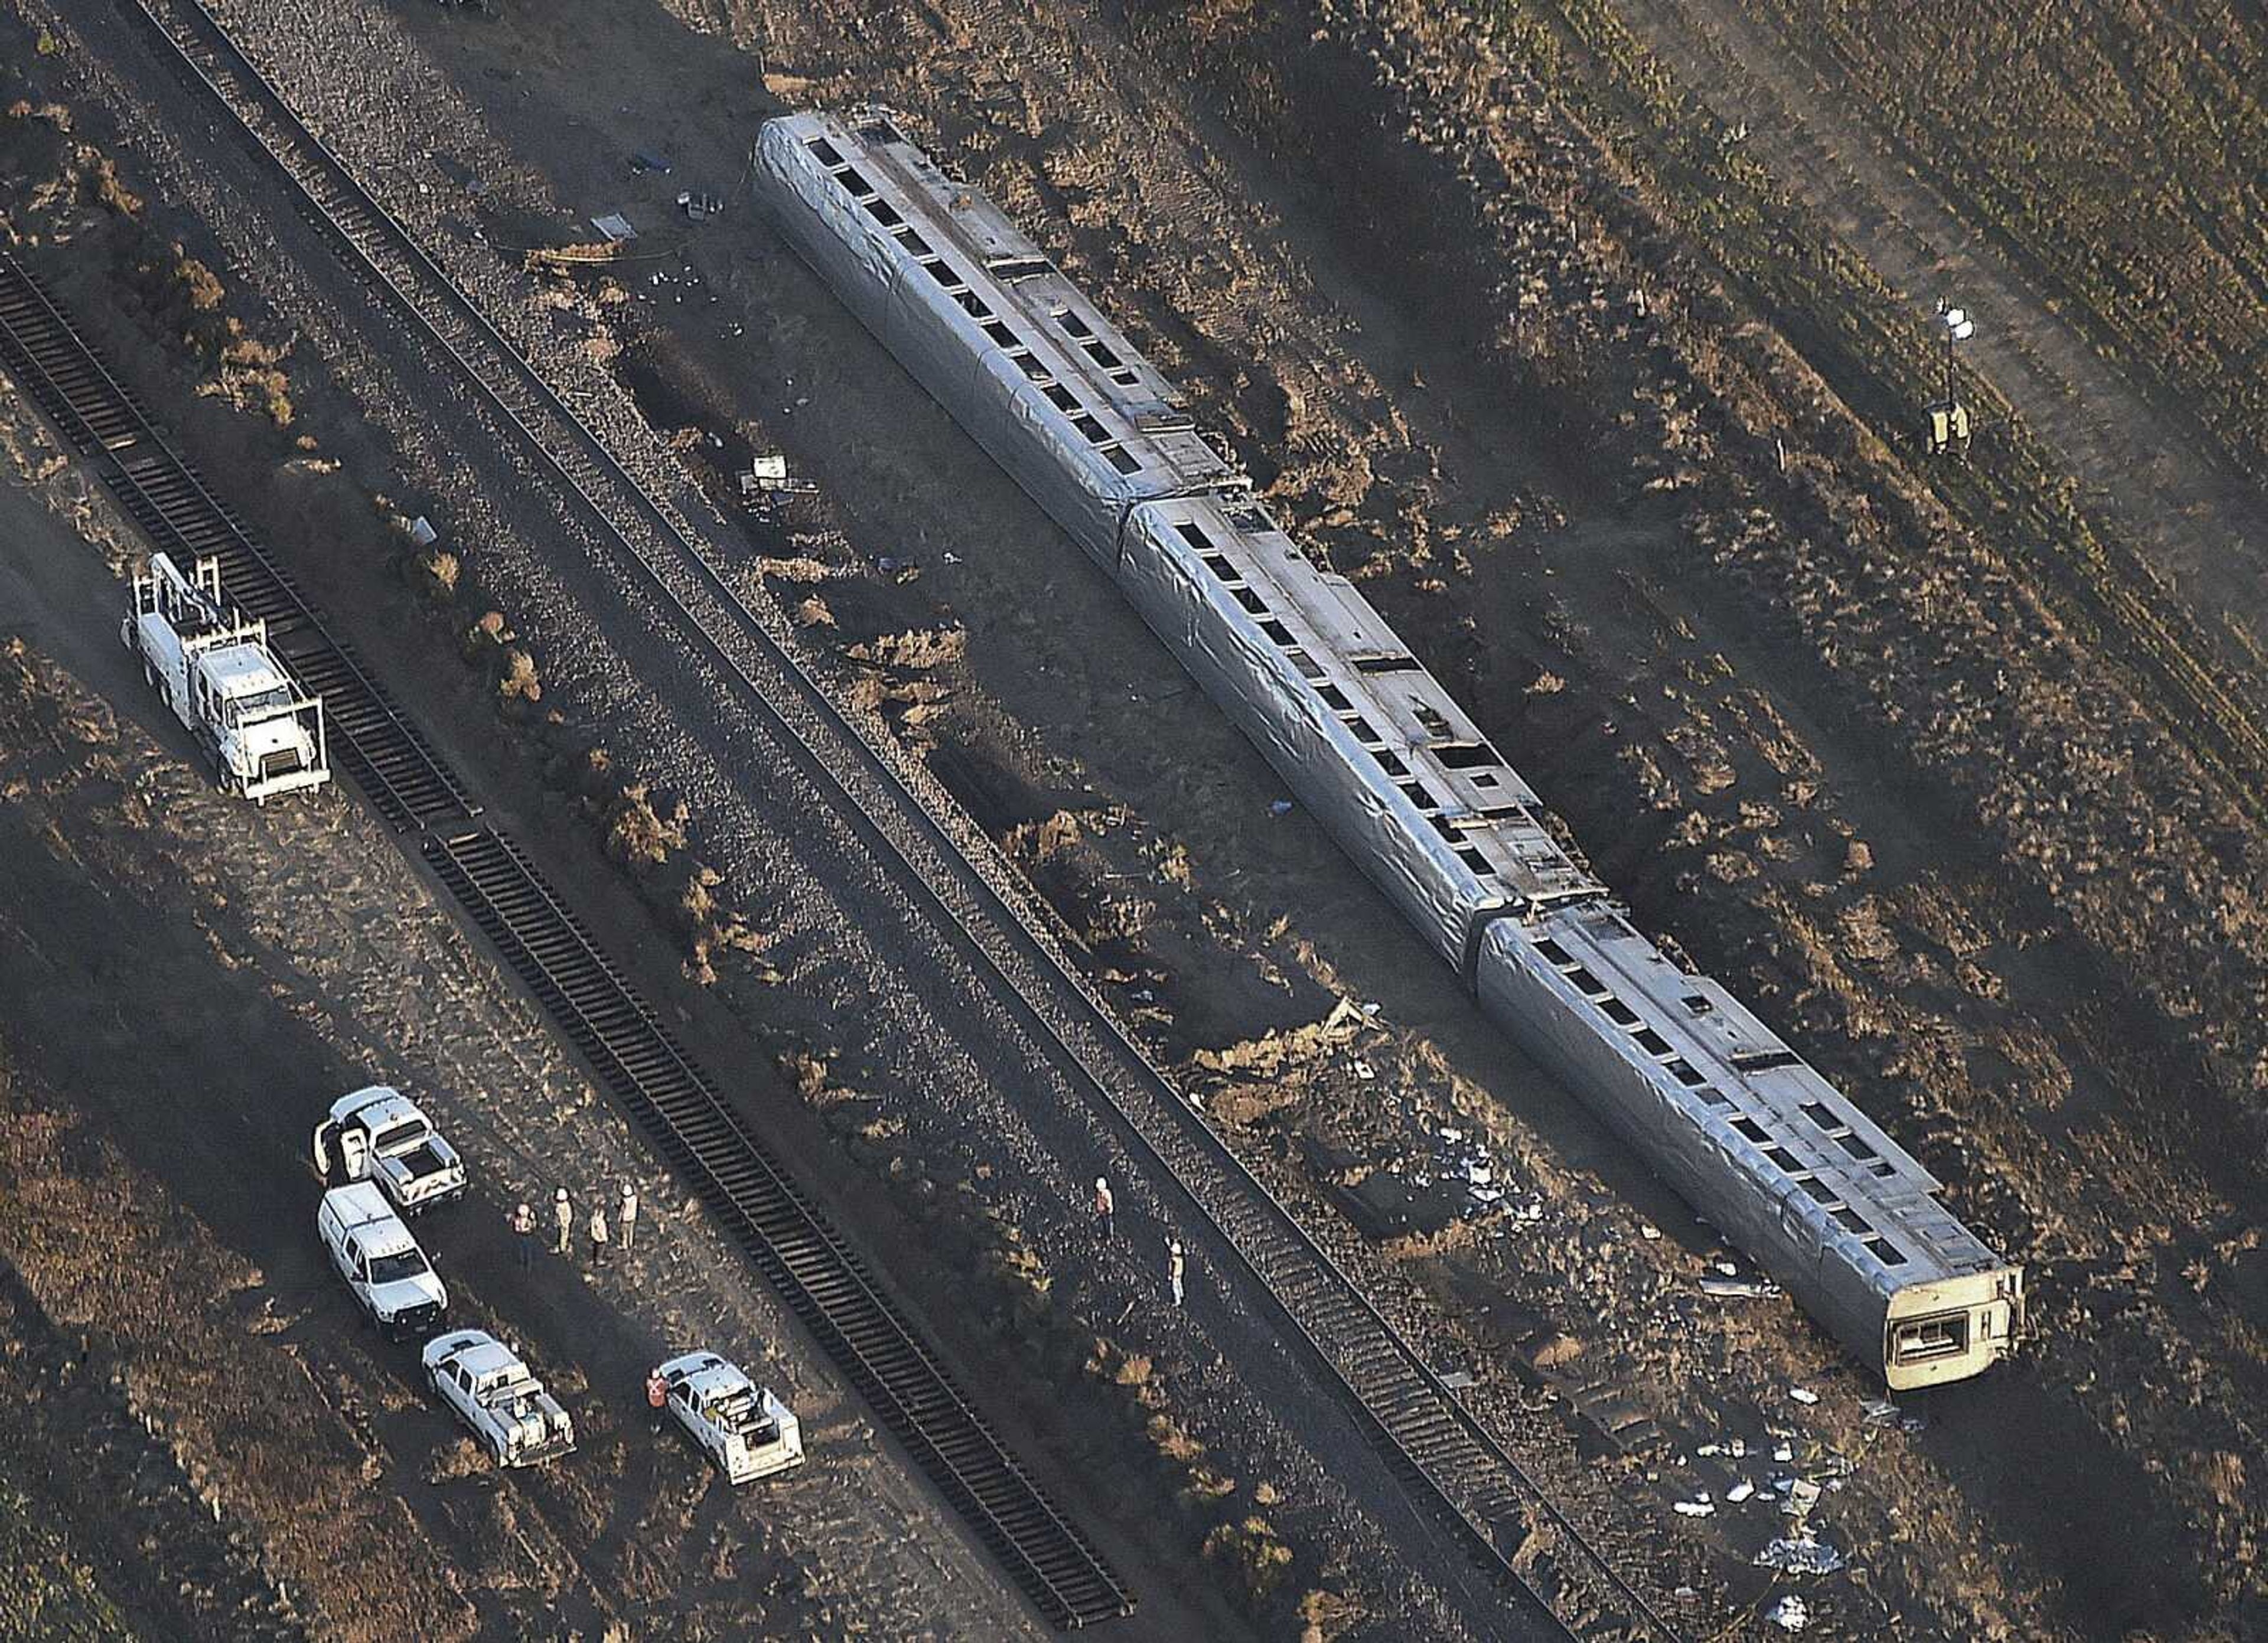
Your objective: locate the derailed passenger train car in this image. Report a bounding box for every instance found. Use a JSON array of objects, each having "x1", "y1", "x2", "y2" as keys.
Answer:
[{"x1": 752, "y1": 106, "x2": 2024, "y2": 1387}]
